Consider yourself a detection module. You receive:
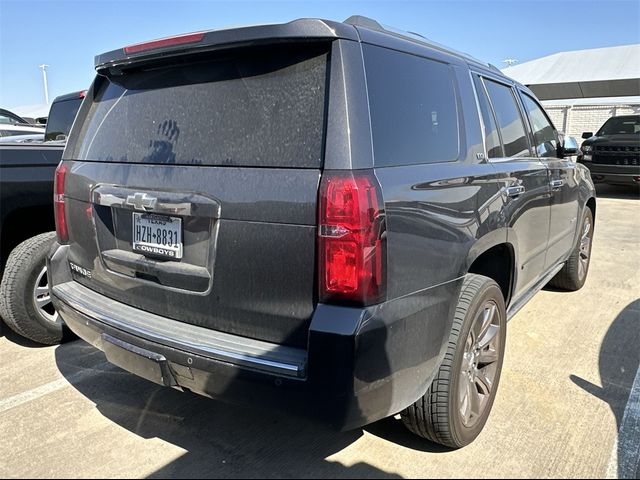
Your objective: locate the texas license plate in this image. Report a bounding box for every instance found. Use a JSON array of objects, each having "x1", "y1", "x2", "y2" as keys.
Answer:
[{"x1": 132, "y1": 213, "x2": 183, "y2": 260}]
